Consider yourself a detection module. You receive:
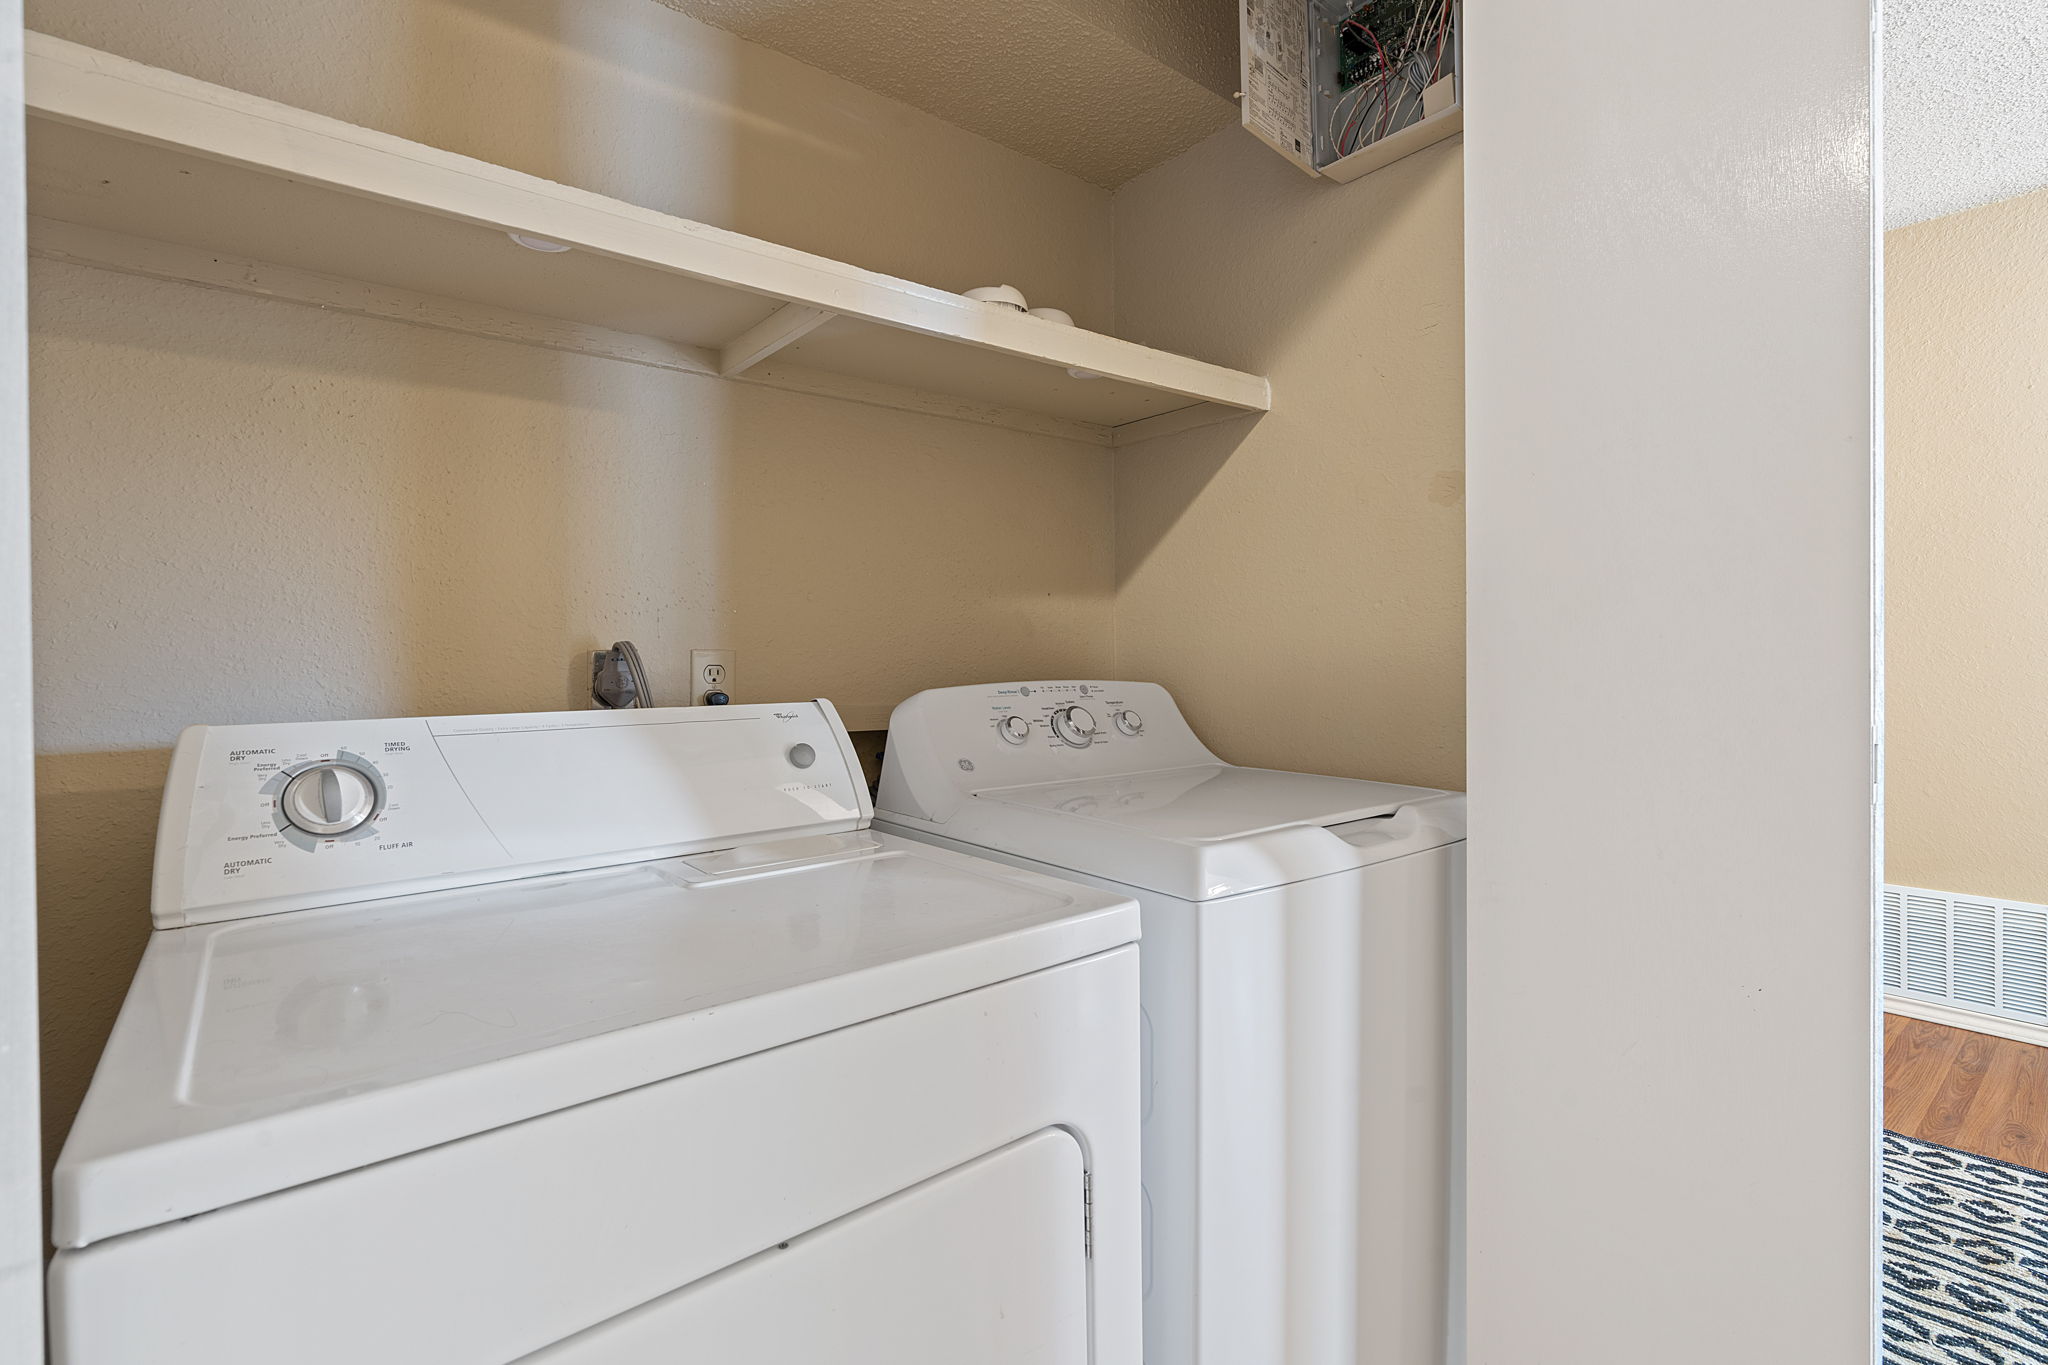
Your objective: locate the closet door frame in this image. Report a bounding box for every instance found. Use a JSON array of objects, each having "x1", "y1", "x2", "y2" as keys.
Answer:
[
  {"x1": 1462, "y1": 0, "x2": 1880, "y2": 1360},
  {"x1": 1, "y1": 2, "x2": 45, "y2": 1358}
]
